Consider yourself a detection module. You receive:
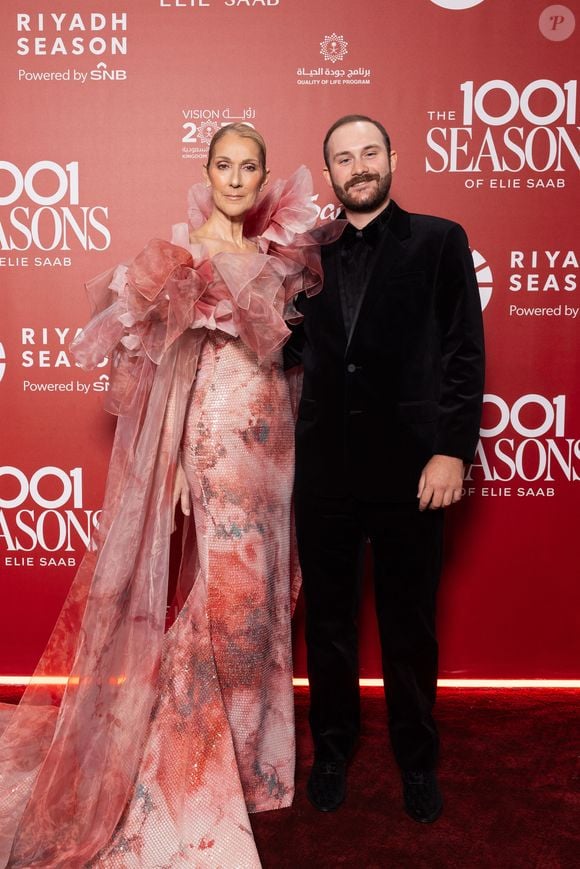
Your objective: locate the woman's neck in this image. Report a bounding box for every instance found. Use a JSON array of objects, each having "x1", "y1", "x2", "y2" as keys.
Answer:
[{"x1": 197, "y1": 209, "x2": 246, "y2": 249}]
